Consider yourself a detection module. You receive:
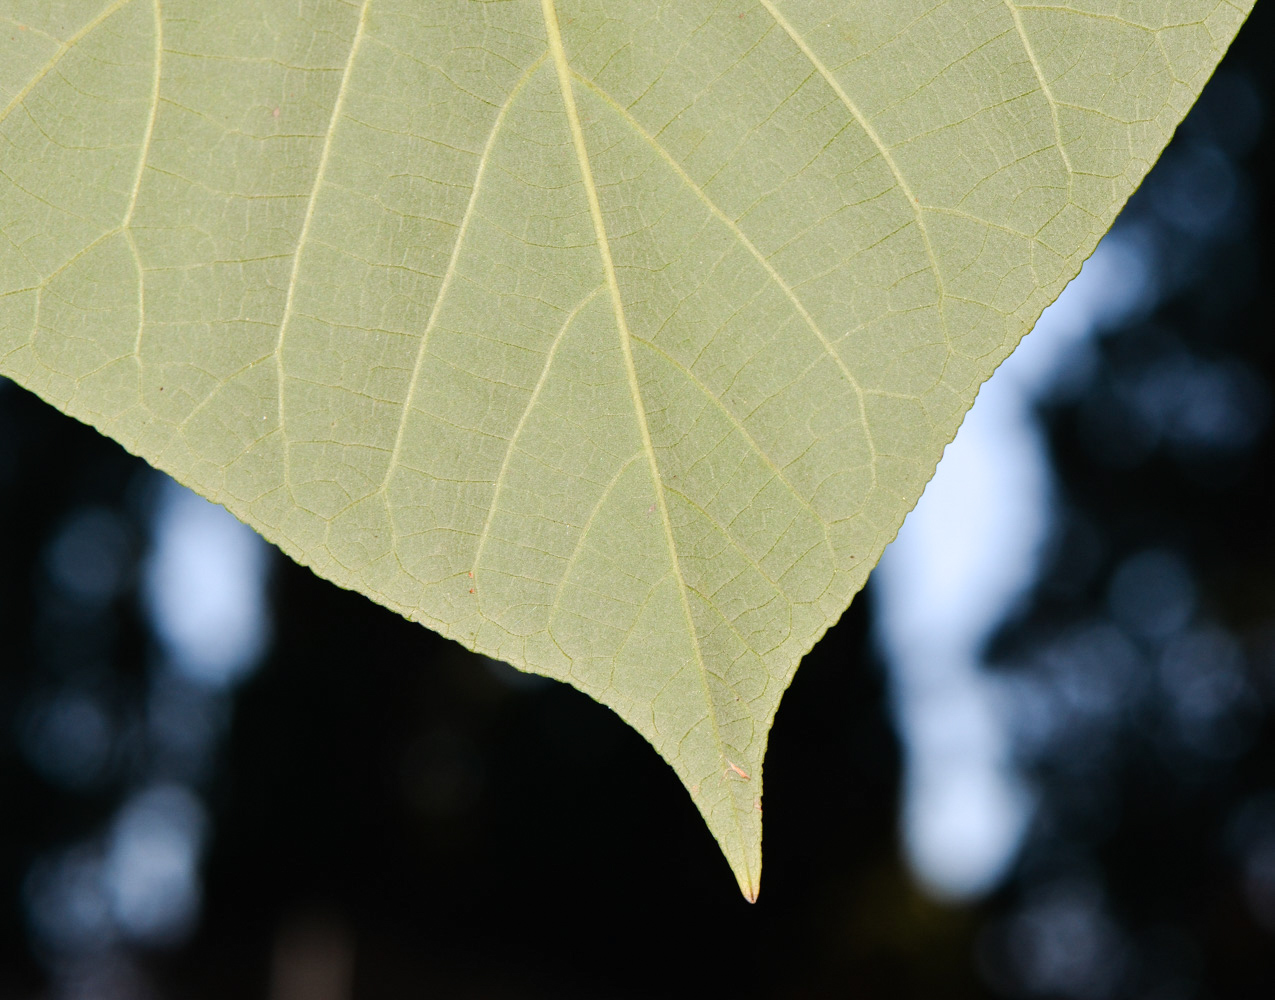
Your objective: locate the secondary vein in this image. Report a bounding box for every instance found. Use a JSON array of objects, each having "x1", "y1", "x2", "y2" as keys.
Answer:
[
  {"x1": 470, "y1": 285, "x2": 604, "y2": 602},
  {"x1": 1002, "y1": 0, "x2": 1074, "y2": 183},
  {"x1": 0, "y1": 0, "x2": 132, "y2": 128},
  {"x1": 573, "y1": 71, "x2": 879, "y2": 491},
  {"x1": 757, "y1": 0, "x2": 949, "y2": 344},
  {"x1": 276, "y1": 0, "x2": 370, "y2": 488},
  {"x1": 128, "y1": 0, "x2": 163, "y2": 367},
  {"x1": 381, "y1": 50, "x2": 551, "y2": 490}
]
